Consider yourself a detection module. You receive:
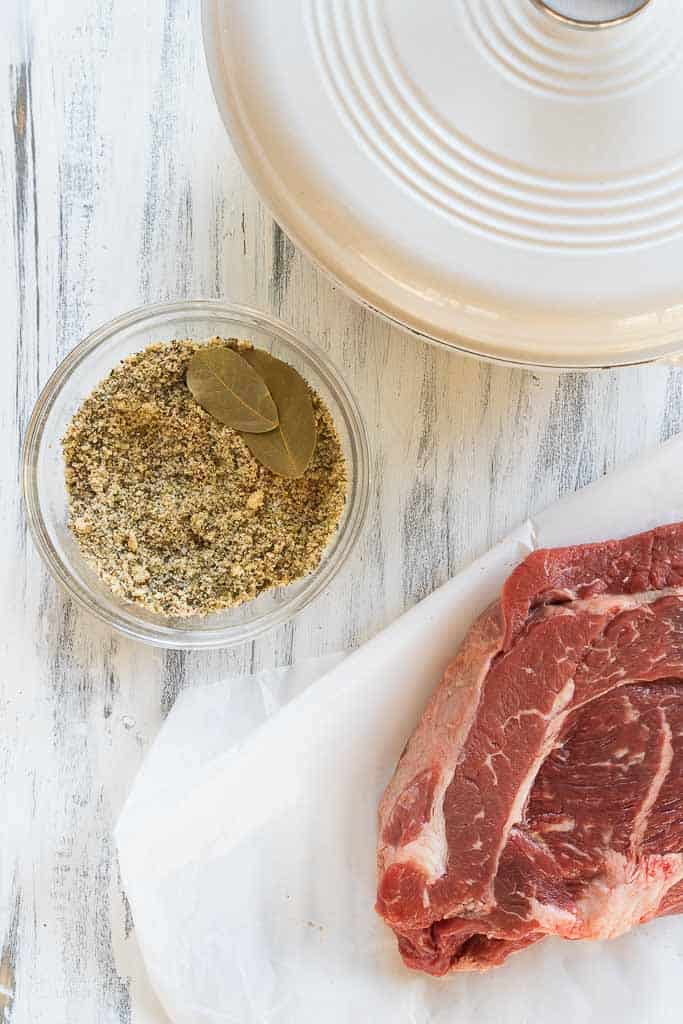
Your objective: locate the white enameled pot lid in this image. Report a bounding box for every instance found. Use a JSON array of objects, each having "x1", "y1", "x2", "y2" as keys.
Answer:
[{"x1": 203, "y1": 0, "x2": 683, "y2": 368}]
